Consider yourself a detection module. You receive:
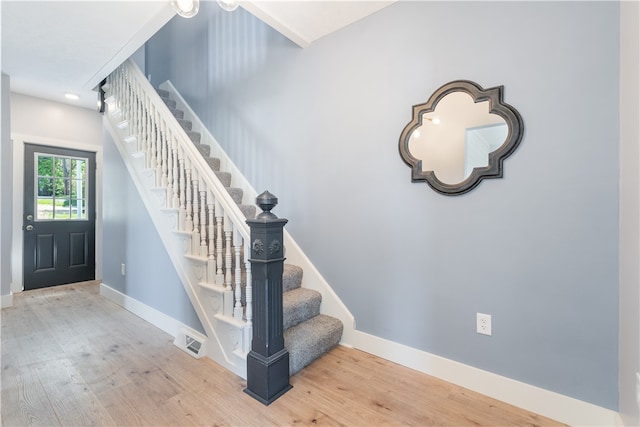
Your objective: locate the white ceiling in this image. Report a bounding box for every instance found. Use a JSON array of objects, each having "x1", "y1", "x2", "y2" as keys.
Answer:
[
  {"x1": 1, "y1": 0, "x2": 394, "y2": 110},
  {"x1": 1, "y1": 1, "x2": 175, "y2": 109}
]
